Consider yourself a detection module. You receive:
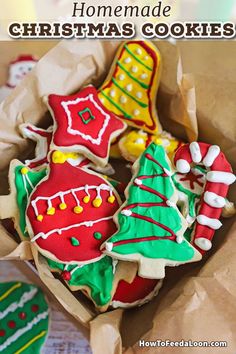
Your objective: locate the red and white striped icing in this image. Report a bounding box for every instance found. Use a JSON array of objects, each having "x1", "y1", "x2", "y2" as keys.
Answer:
[{"x1": 174, "y1": 142, "x2": 235, "y2": 253}]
